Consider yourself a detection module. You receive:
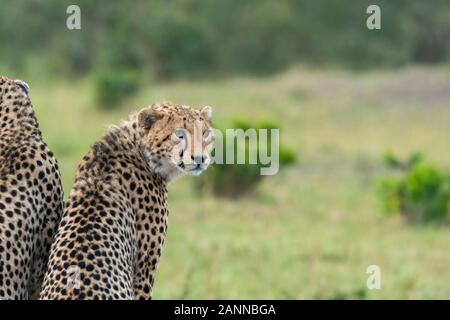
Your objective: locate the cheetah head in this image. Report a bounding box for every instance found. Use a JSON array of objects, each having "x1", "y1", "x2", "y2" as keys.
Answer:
[{"x1": 137, "y1": 102, "x2": 214, "y2": 181}]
